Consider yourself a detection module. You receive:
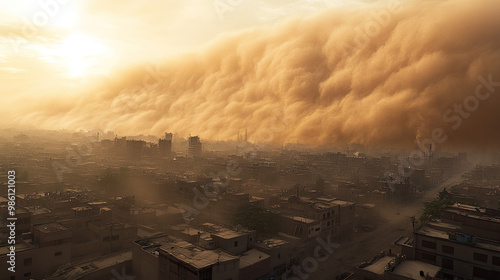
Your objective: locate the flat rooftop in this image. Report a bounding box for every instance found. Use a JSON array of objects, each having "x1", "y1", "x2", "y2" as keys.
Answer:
[
  {"x1": 26, "y1": 206, "x2": 51, "y2": 215},
  {"x1": 161, "y1": 241, "x2": 238, "y2": 269},
  {"x1": 171, "y1": 225, "x2": 202, "y2": 236},
  {"x1": 332, "y1": 199, "x2": 354, "y2": 206},
  {"x1": 212, "y1": 229, "x2": 249, "y2": 239},
  {"x1": 416, "y1": 222, "x2": 500, "y2": 252},
  {"x1": 315, "y1": 197, "x2": 337, "y2": 203},
  {"x1": 35, "y1": 222, "x2": 68, "y2": 233},
  {"x1": 361, "y1": 256, "x2": 393, "y2": 275},
  {"x1": 443, "y1": 204, "x2": 500, "y2": 223},
  {"x1": 392, "y1": 260, "x2": 440, "y2": 279},
  {"x1": 239, "y1": 249, "x2": 270, "y2": 269},
  {"x1": 394, "y1": 236, "x2": 413, "y2": 247},
  {"x1": 47, "y1": 250, "x2": 132, "y2": 279},
  {"x1": 358, "y1": 203, "x2": 376, "y2": 208},
  {"x1": 134, "y1": 235, "x2": 176, "y2": 255},
  {"x1": 283, "y1": 215, "x2": 317, "y2": 224},
  {"x1": 72, "y1": 206, "x2": 93, "y2": 211},
  {"x1": 258, "y1": 238, "x2": 289, "y2": 248},
  {"x1": 313, "y1": 203, "x2": 335, "y2": 210},
  {"x1": 88, "y1": 202, "x2": 107, "y2": 206},
  {"x1": 91, "y1": 221, "x2": 135, "y2": 230}
]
